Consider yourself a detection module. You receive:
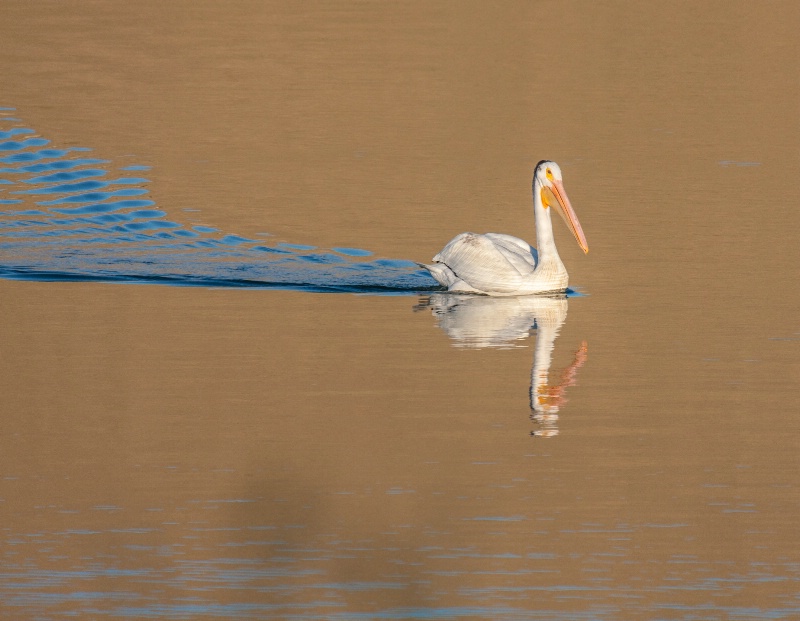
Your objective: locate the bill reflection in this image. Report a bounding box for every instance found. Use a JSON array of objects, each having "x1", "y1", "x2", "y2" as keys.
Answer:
[{"x1": 415, "y1": 293, "x2": 588, "y2": 437}]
